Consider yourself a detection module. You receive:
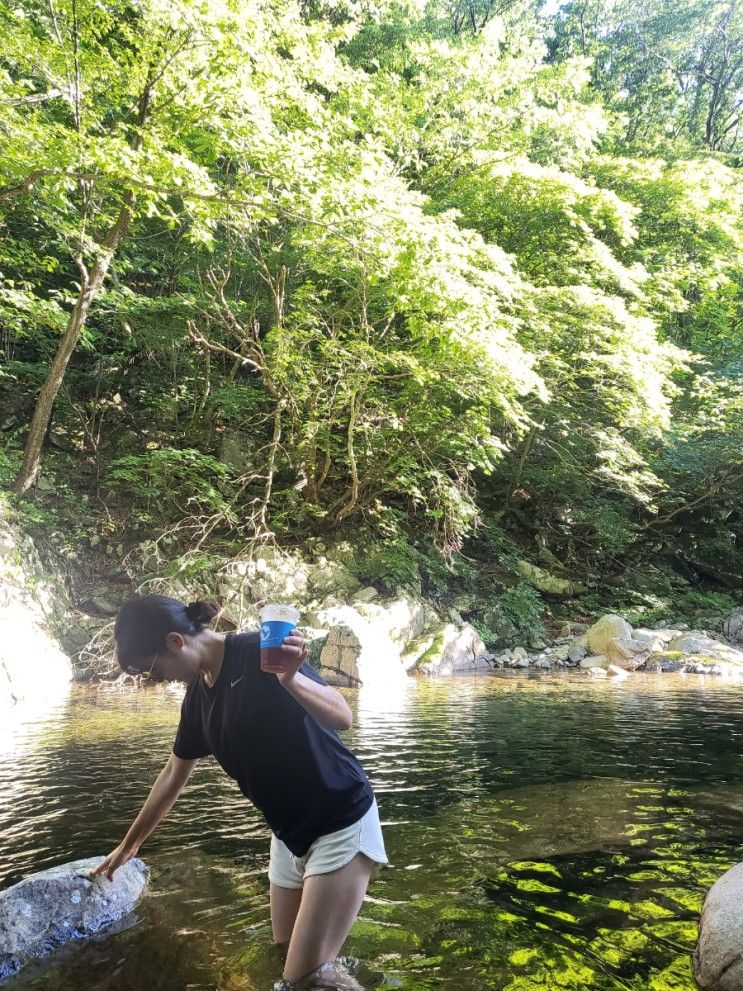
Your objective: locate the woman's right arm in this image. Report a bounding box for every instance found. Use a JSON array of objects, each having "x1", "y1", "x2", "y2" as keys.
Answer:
[{"x1": 91, "y1": 753, "x2": 198, "y2": 880}]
